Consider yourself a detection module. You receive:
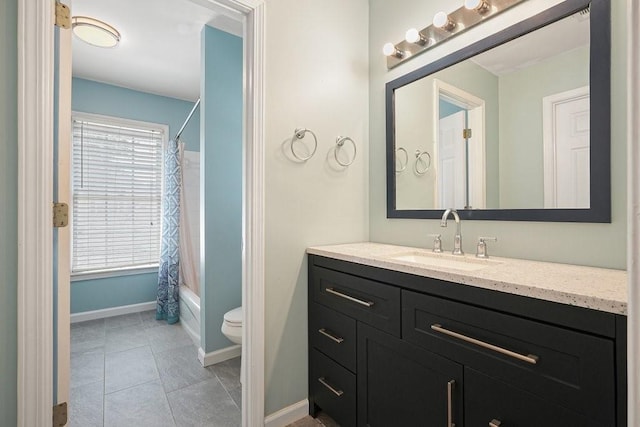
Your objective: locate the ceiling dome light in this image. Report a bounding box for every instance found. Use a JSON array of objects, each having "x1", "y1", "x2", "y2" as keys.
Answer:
[{"x1": 72, "y1": 16, "x2": 121, "y2": 48}]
